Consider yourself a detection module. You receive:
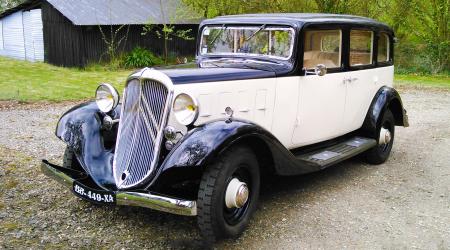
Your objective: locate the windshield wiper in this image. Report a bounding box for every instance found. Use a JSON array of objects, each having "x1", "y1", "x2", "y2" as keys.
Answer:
[
  {"x1": 209, "y1": 24, "x2": 227, "y2": 46},
  {"x1": 203, "y1": 60, "x2": 223, "y2": 68},
  {"x1": 245, "y1": 24, "x2": 266, "y2": 42},
  {"x1": 241, "y1": 60, "x2": 277, "y2": 72}
]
